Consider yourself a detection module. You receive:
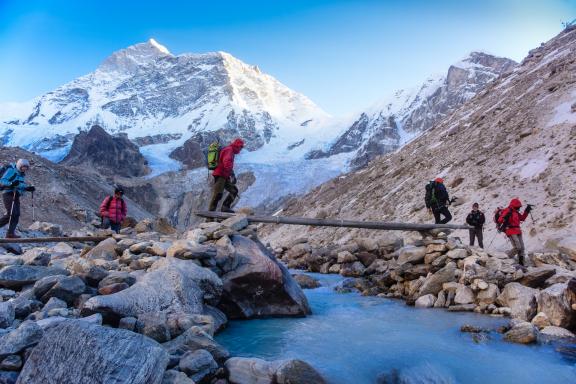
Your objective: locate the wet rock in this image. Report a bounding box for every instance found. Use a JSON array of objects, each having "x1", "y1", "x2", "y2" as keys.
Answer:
[
  {"x1": 17, "y1": 320, "x2": 168, "y2": 383},
  {"x1": 447, "y1": 304, "x2": 475, "y2": 312},
  {"x1": 0, "y1": 355, "x2": 22, "y2": 371},
  {"x1": 218, "y1": 236, "x2": 310, "y2": 319},
  {"x1": 504, "y1": 321, "x2": 538, "y2": 344},
  {"x1": 292, "y1": 274, "x2": 320, "y2": 289},
  {"x1": 537, "y1": 283, "x2": 575, "y2": 329},
  {"x1": 415, "y1": 294, "x2": 436, "y2": 308},
  {"x1": 0, "y1": 321, "x2": 43, "y2": 358},
  {"x1": 433, "y1": 291, "x2": 446, "y2": 308},
  {"x1": 460, "y1": 324, "x2": 486, "y2": 333},
  {"x1": 0, "y1": 265, "x2": 68, "y2": 289},
  {"x1": 83, "y1": 258, "x2": 222, "y2": 320},
  {"x1": 496, "y1": 283, "x2": 538, "y2": 321},
  {"x1": 275, "y1": 359, "x2": 326, "y2": 384},
  {"x1": 519, "y1": 267, "x2": 556, "y2": 288},
  {"x1": 179, "y1": 349, "x2": 218, "y2": 382},
  {"x1": 162, "y1": 369, "x2": 195, "y2": 384},
  {"x1": 540, "y1": 326, "x2": 575, "y2": 339},
  {"x1": 397, "y1": 246, "x2": 426, "y2": 265},
  {"x1": 419, "y1": 262, "x2": 457, "y2": 296},
  {"x1": 98, "y1": 282, "x2": 129, "y2": 295},
  {"x1": 0, "y1": 303, "x2": 14, "y2": 328},
  {"x1": 162, "y1": 326, "x2": 229, "y2": 364}
]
